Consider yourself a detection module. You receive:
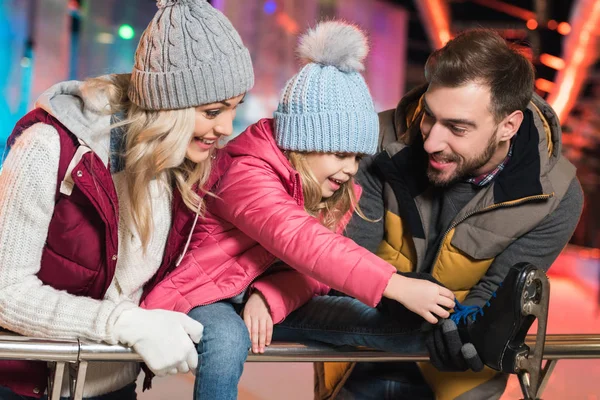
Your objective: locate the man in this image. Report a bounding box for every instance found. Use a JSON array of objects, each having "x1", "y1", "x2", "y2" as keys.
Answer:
[
  {"x1": 326, "y1": 28, "x2": 584, "y2": 399},
  {"x1": 269, "y1": 28, "x2": 582, "y2": 399}
]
